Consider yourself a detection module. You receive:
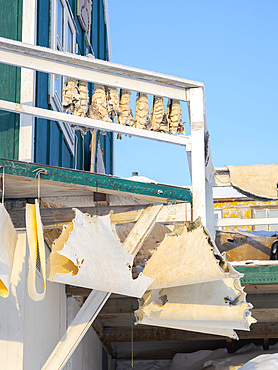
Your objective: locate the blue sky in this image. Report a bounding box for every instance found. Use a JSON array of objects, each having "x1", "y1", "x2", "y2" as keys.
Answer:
[{"x1": 109, "y1": 0, "x2": 278, "y2": 186}]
